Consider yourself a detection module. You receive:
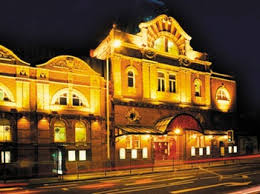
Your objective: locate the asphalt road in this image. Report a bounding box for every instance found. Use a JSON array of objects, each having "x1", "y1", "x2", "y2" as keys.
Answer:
[{"x1": 2, "y1": 162, "x2": 260, "y2": 194}]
